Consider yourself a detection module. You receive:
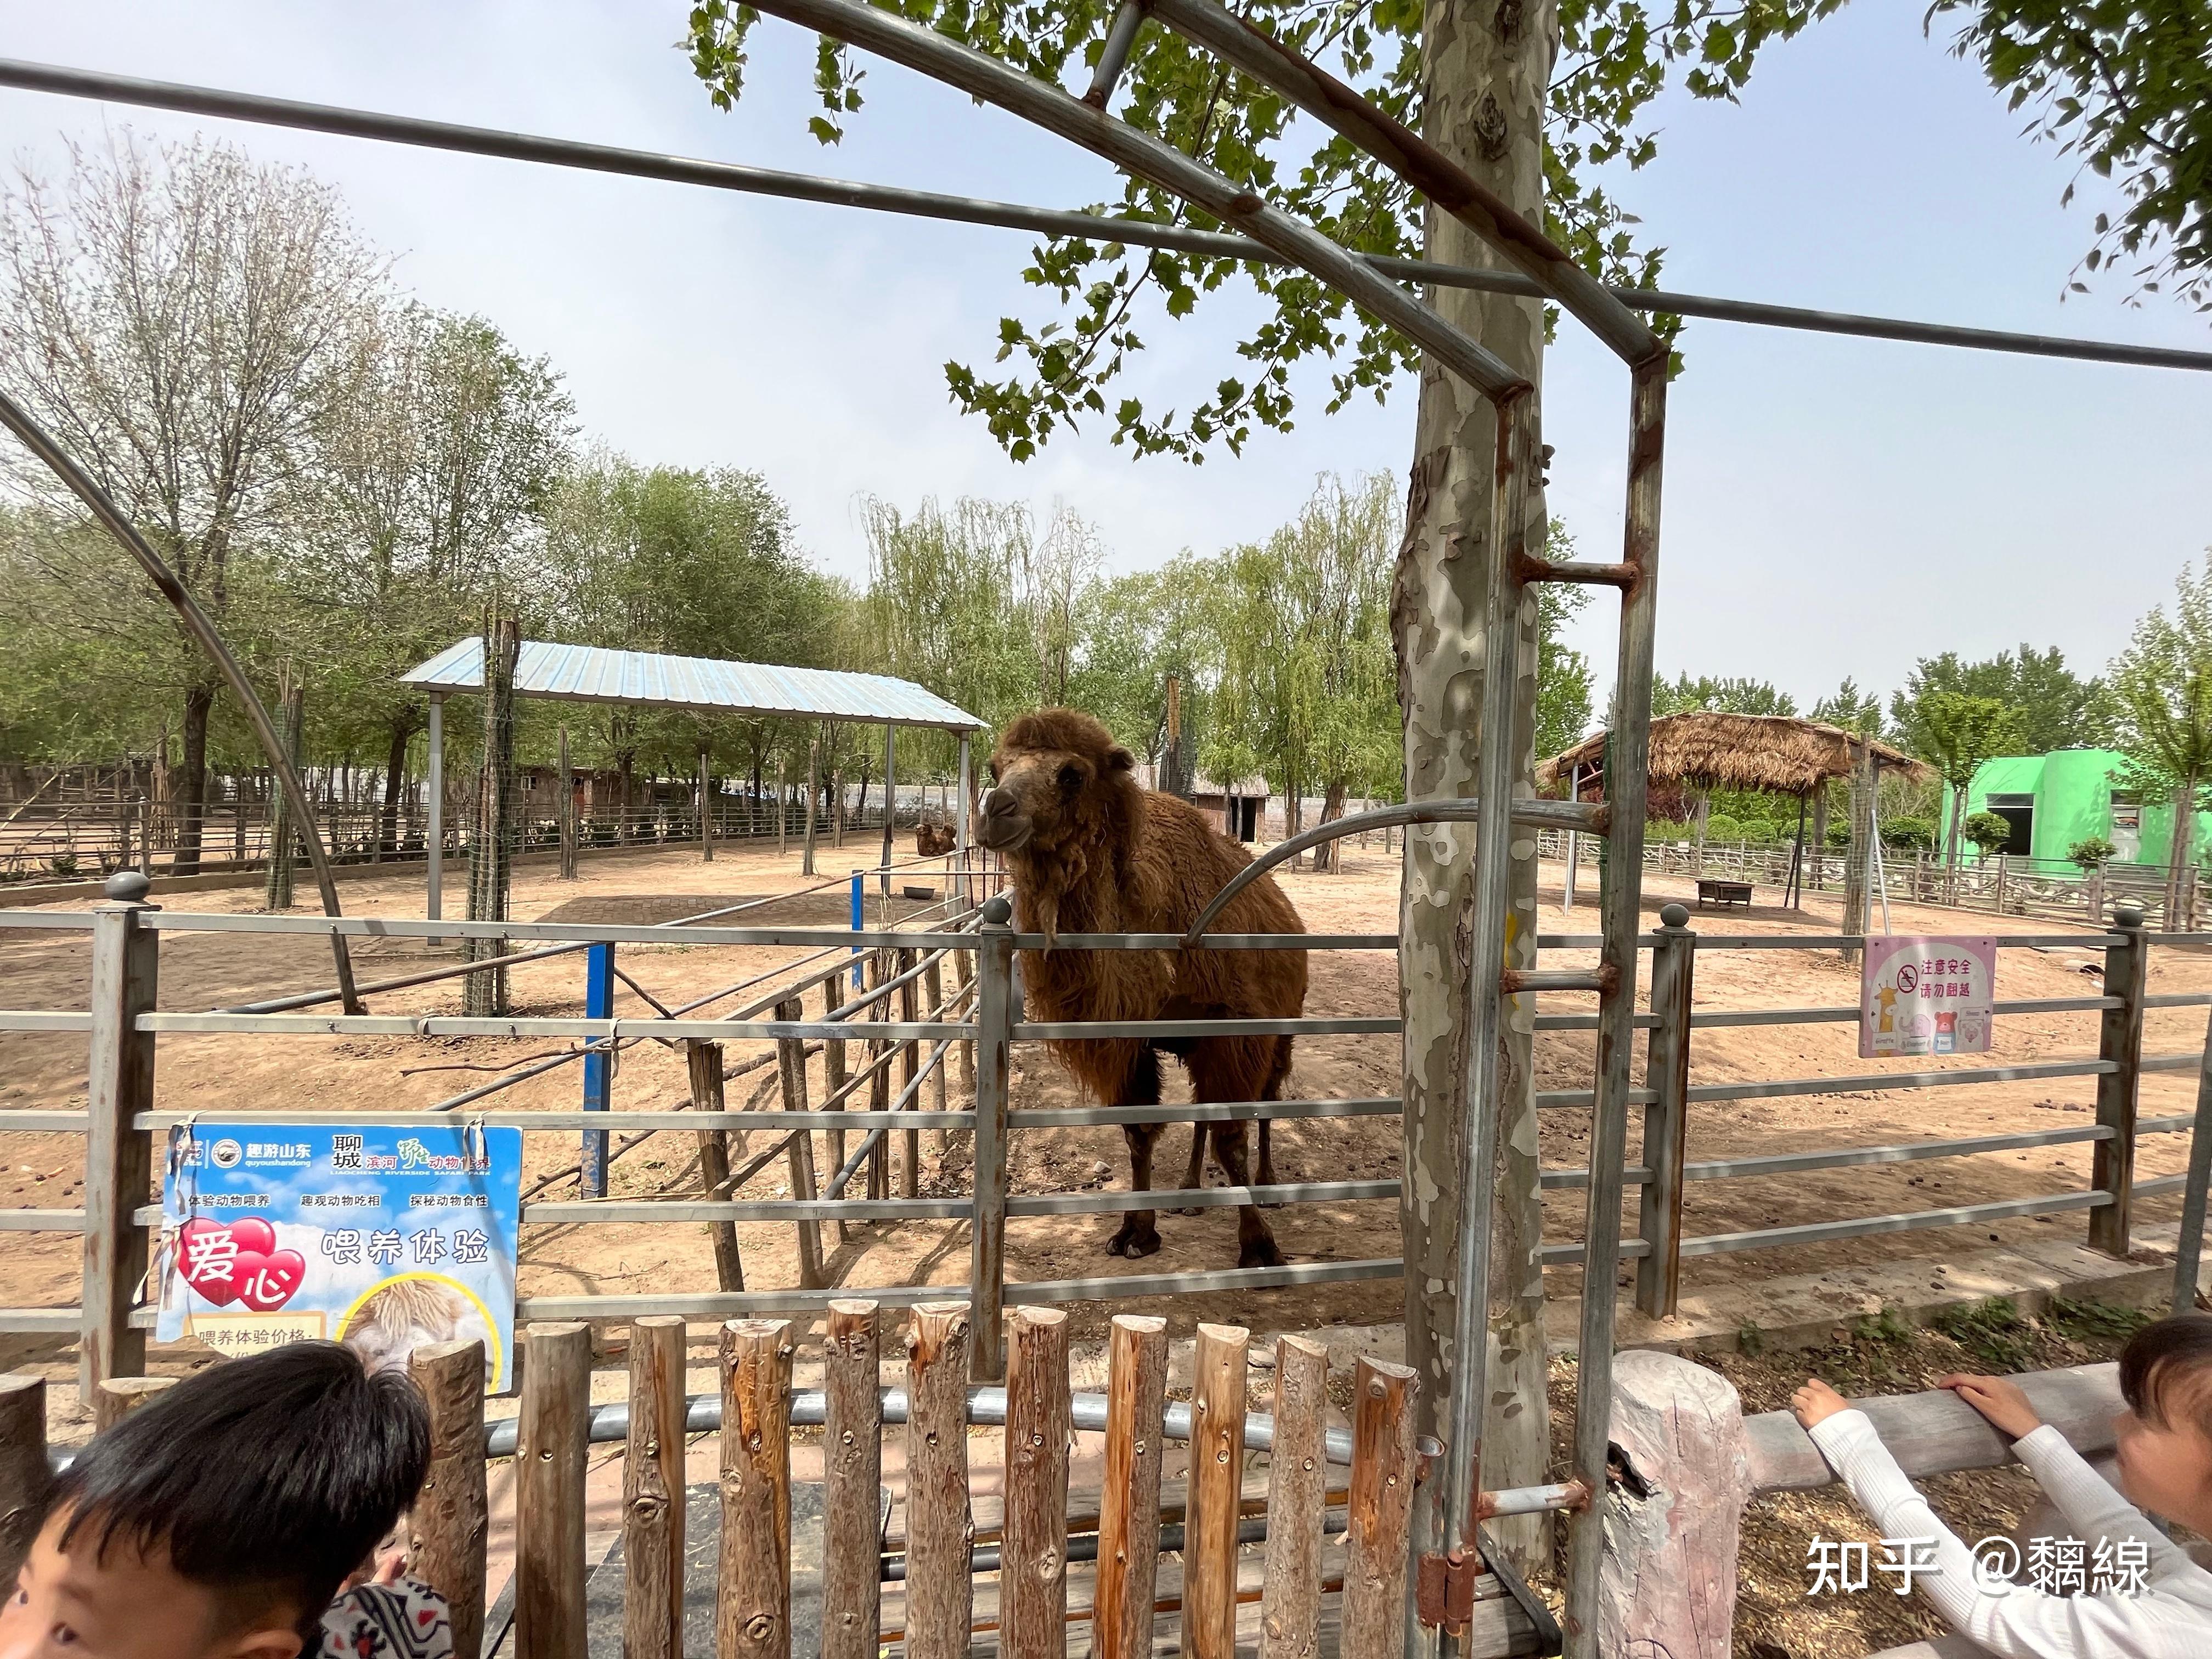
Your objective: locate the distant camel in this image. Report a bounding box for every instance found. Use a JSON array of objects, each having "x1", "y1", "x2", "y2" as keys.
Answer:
[
  {"x1": 974, "y1": 708, "x2": 1305, "y2": 1267},
  {"x1": 914, "y1": 820, "x2": 957, "y2": 858}
]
